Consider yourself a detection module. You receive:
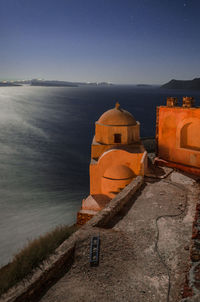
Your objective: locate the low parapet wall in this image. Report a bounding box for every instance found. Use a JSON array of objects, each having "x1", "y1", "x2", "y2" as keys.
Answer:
[{"x1": 1, "y1": 176, "x2": 144, "y2": 302}]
